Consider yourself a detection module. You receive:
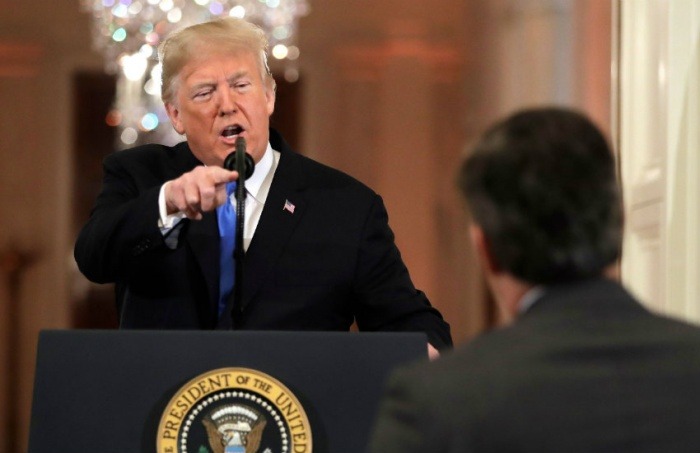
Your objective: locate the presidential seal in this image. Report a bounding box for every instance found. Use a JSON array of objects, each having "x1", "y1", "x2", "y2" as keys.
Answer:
[{"x1": 157, "y1": 368, "x2": 312, "y2": 453}]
